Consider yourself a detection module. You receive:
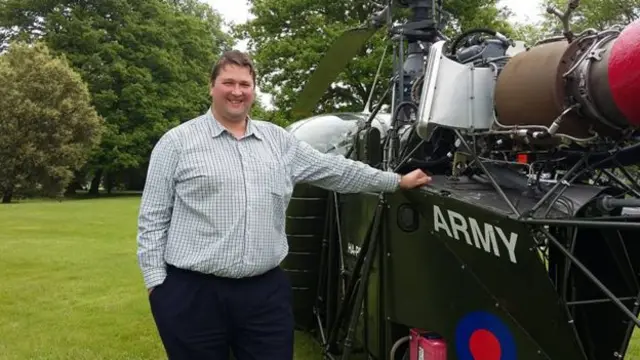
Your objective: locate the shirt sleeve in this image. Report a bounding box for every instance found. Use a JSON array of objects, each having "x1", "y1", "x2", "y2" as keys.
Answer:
[
  {"x1": 283, "y1": 131, "x2": 400, "y2": 193},
  {"x1": 136, "y1": 132, "x2": 180, "y2": 289}
]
